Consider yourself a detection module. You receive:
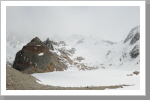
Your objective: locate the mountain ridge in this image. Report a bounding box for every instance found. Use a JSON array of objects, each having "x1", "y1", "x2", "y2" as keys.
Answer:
[{"x1": 7, "y1": 25, "x2": 140, "y2": 72}]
